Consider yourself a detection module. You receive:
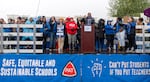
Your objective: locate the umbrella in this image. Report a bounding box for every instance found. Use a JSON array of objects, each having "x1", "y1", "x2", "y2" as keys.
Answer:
[{"x1": 144, "y1": 8, "x2": 150, "y2": 17}]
